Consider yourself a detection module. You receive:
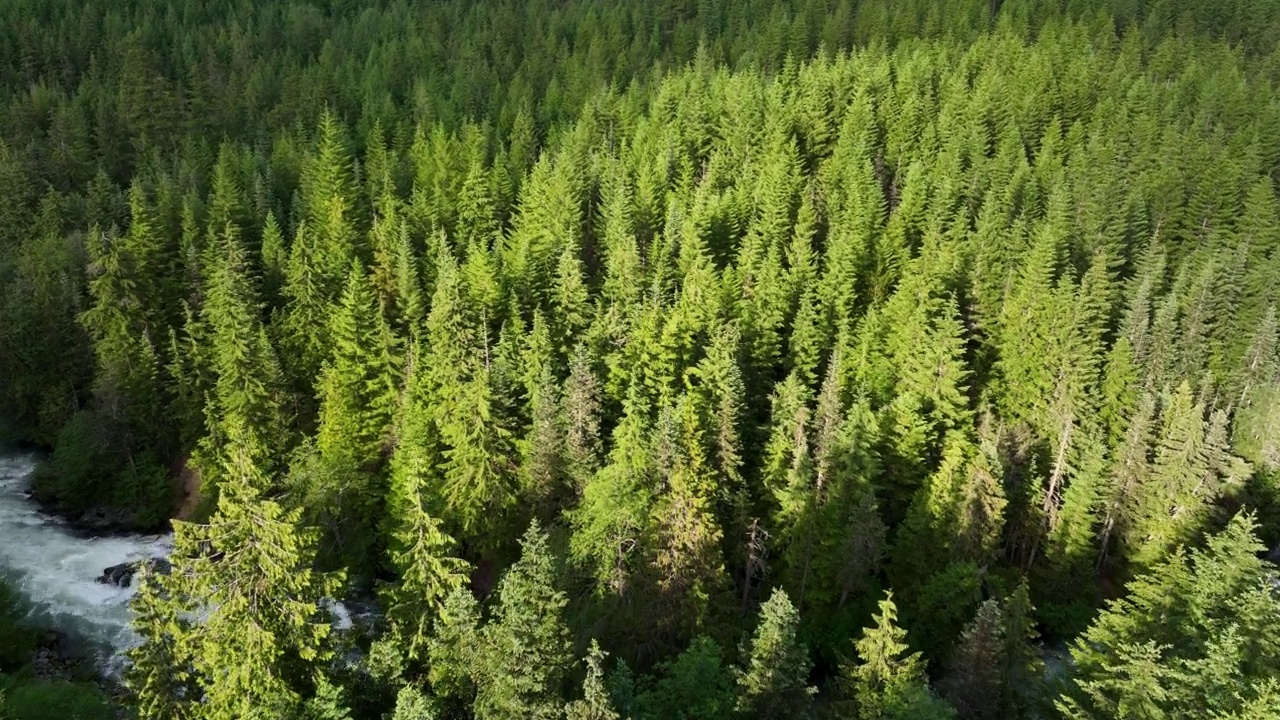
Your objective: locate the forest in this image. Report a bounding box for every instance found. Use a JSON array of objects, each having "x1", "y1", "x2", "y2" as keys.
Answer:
[{"x1": 2, "y1": 0, "x2": 1280, "y2": 718}]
